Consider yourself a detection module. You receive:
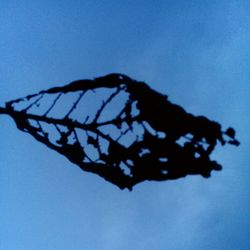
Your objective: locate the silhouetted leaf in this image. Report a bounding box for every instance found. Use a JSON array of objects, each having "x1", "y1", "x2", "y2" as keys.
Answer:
[{"x1": 0, "y1": 73, "x2": 240, "y2": 190}]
